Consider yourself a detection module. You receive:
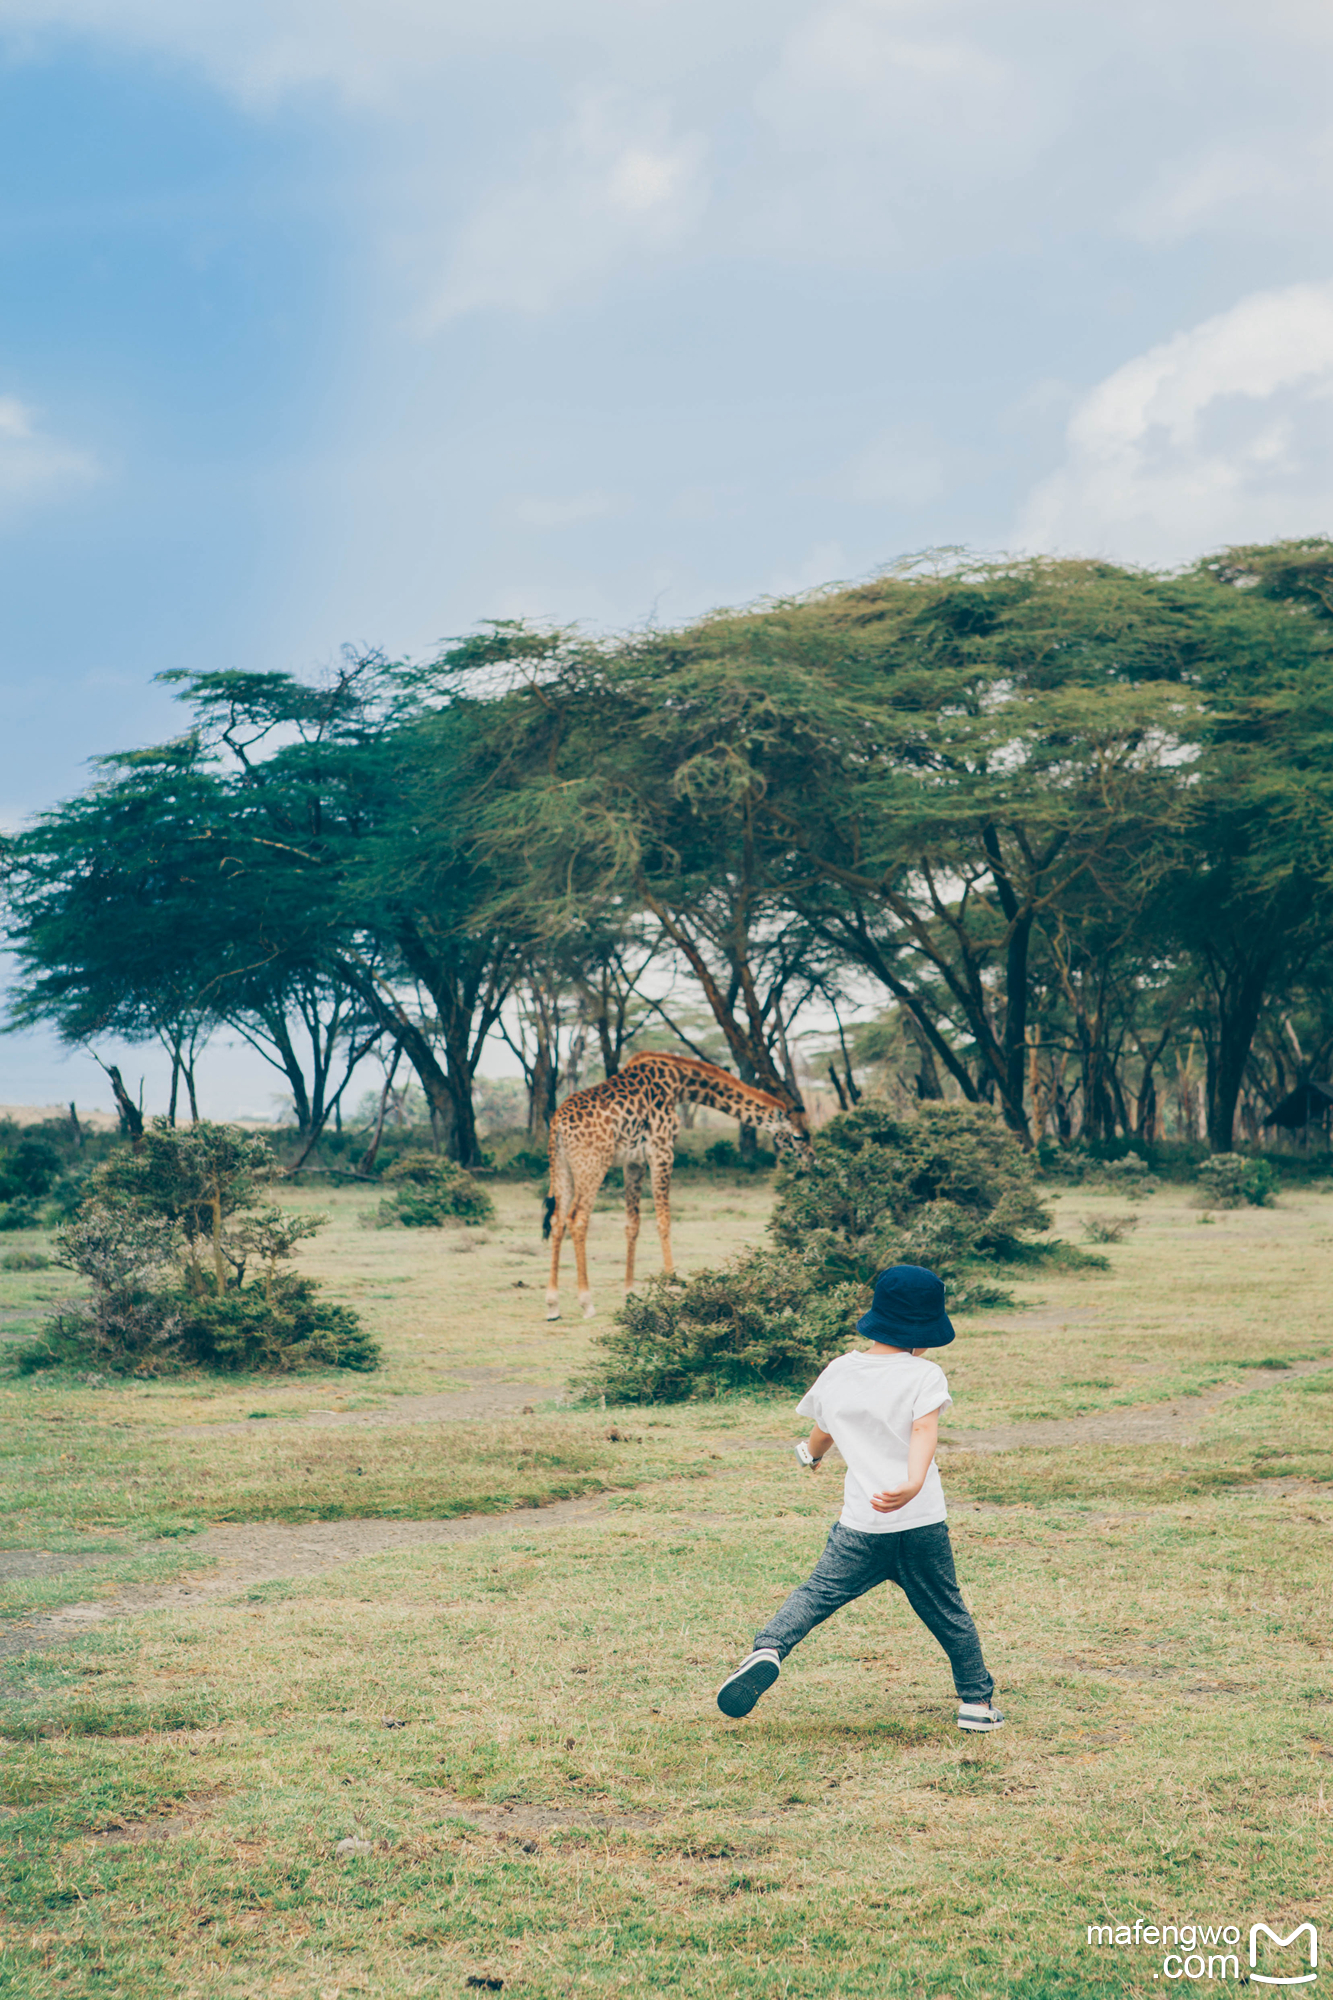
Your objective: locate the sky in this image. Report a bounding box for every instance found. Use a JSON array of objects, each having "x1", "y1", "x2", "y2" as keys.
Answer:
[{"x1": 3, "y1": 0, "x2": 1333, "y2": 1116}]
